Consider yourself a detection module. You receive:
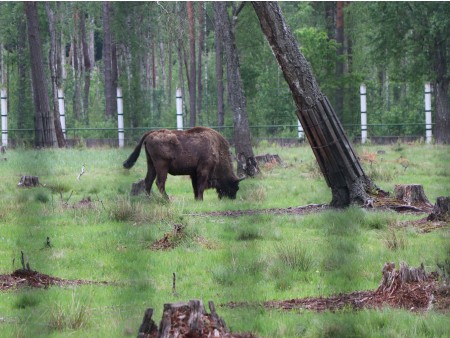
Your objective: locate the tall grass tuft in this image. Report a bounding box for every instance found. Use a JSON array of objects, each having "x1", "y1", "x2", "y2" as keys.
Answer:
[
  {"x1": 275, "y1": 242, "x2": 315, "y2": 272},
  {"x1": 47, "y1": 293, "x2": 91, "y2": 331},
  {"x1": 109, "y1": 196, "x2": 178, "y2": 224},
  {"x1": 382, "y1": 228, "x2": 408, "y2": 251}
]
